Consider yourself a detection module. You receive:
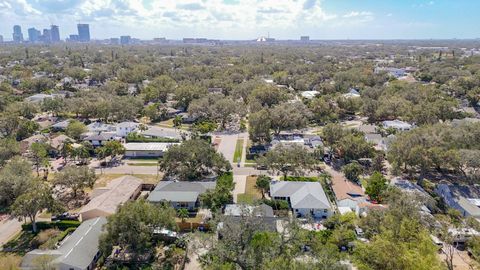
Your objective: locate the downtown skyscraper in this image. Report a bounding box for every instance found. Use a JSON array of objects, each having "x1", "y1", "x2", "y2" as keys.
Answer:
[
  {"x1": 12, "y1": 25, "x2": 23, "y2": 43},
  {"x1": 50, "y1": 25, "x2": 60, "y2": 42},
  {"x1": 77, "y1": 24, "x2": 90, "y2": 42}
]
